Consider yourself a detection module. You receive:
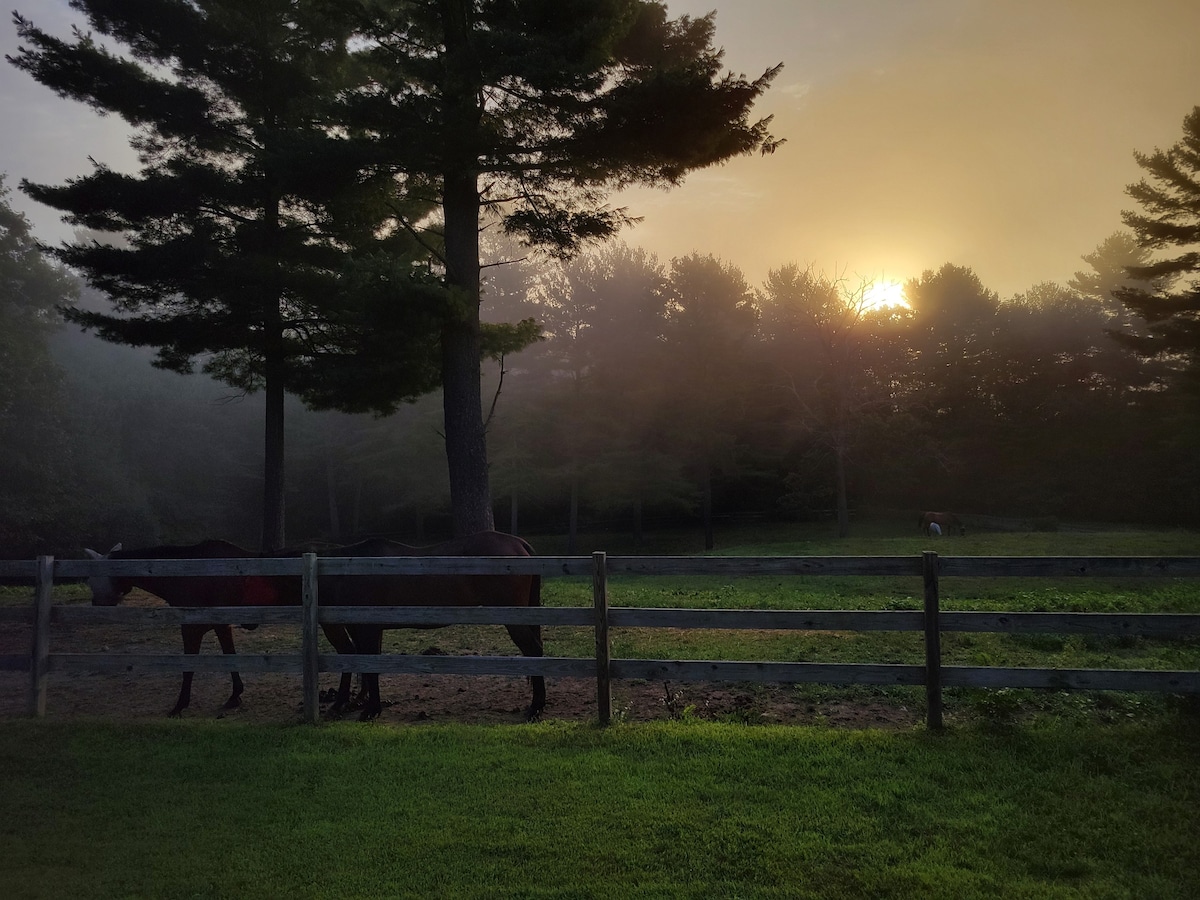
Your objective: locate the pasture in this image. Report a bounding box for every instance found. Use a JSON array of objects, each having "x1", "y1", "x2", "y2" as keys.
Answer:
[
  {"x1": 1, "y1": 522, "x2": 1198, "y2": 726},
  {"x1": 1, "y1": 524, "x2": 1198, "y2": 896},
  {"x1": 2, "y1": 718, "x2": 1197, "y2": 899}
]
